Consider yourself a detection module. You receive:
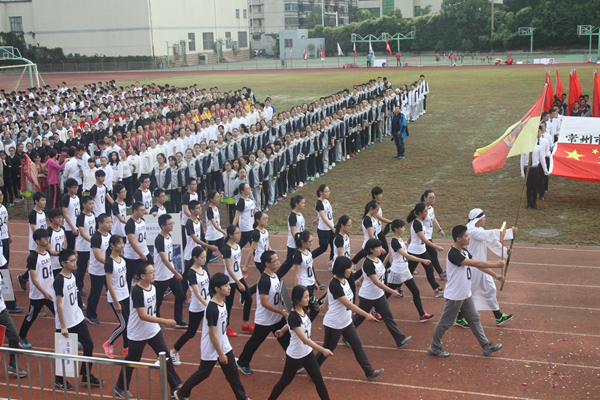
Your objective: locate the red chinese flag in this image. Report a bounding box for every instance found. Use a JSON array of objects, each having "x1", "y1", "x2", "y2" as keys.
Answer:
[
  {"x1": 555, "y1": 69, "x2": 564, "y2": 98},
  {"x1": 567, "y1": 71, "x2": 576, "y2": 116},
  {"x1": 593, "y1": 70, "x2": 600, "y2": 118},
  {"x1": 574, "y1": 70, "x2": 582, "y2": 99},
  {"x1": 386, "y1": 41, "x2": 392, "y2": 55},
  {"x1": 550, "y1": 117, "x2": 600, "y2": 183},
  {"x1": 544, "y1": 72, "x2": 554, "y2": 112}
]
